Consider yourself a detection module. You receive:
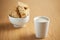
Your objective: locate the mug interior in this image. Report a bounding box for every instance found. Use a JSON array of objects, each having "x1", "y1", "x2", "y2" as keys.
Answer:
[{"x1": 34, "y1": 16, "x2": 50, "y2": 22}]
